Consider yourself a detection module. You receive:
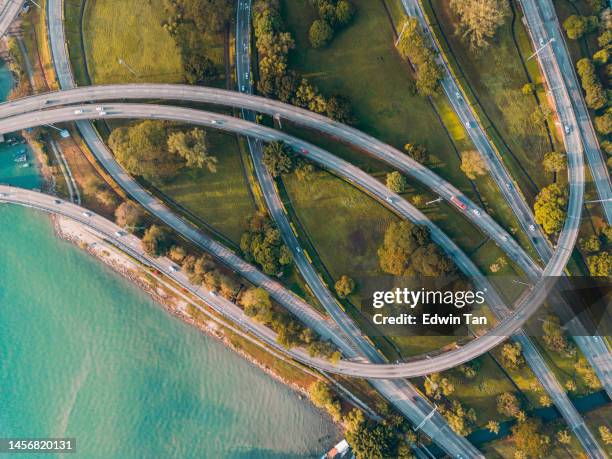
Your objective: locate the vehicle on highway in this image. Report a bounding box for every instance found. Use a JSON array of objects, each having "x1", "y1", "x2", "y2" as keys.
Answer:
[
  {"x1": 211, "y1": 120, "x2": 223, "y2": 125},
  {"x1": 529, "y1": 225, "x2": 536, "y2": 232},
  {"x1": 564, "y1": 123, "x2": 570, "y2": 134},
  {"x1": 98, "y1": 111, "x2": 107, "y2": 116},
  {"x1": 501, "y1": 235, "x2": 508, "y2": 242},
  {"x1": 114, "y1": 230, "x2": 125, "y2": 237},
  {"x1": 300, "y1": 148, "x2": 309, "y2": 155},
  {"x1": 210, "y1": 291, "x2": 218, "y2": 297},
  {"x1": 95, "y1": 106, "x2": 104, "y2": 112},
  {"x1": 465, "y1": 121, "x2": 472, "y2": 129},
  {"x1": 450, "y1": 195, "x2": 467, "y2": 211},
  {"x1": 73, "y1": 109, "x2": 83, "y2": 115},
  {"x1": 82, "y1": 211, "x2": 92, "y2": 217},
  {"x1": 54, "y1": 199, "x2": 62, "y2": 204},
  {"x1": 455, "y1": 91, "x2": 461, "y2": 99},
  {"x1": 472, "y1": 209, "x2": 481, "y2": 216},
  {"x1": 169, "y1": 265, "x2": 179, "y2": 272}
]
